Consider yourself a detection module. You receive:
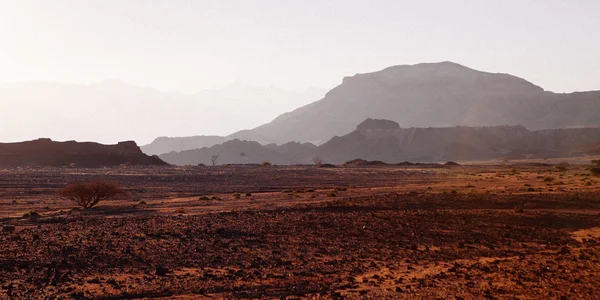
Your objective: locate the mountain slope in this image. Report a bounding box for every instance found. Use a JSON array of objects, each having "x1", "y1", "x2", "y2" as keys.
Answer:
[
  {"x1": 160, "y1": 118, "x2": 600, "y2": 165},
  {"x1": 159, "y1": 139, "x2": 316, "y2": 165},
  {"x1": 241, "y1": 62, "x2": 600, "y2": 144}
]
